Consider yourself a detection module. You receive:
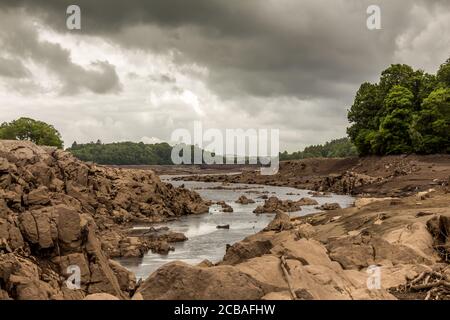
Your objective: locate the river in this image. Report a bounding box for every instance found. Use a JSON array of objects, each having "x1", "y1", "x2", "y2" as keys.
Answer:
[{"x1": 116, "y1": 176, "x2": 354, "y2": 280}]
